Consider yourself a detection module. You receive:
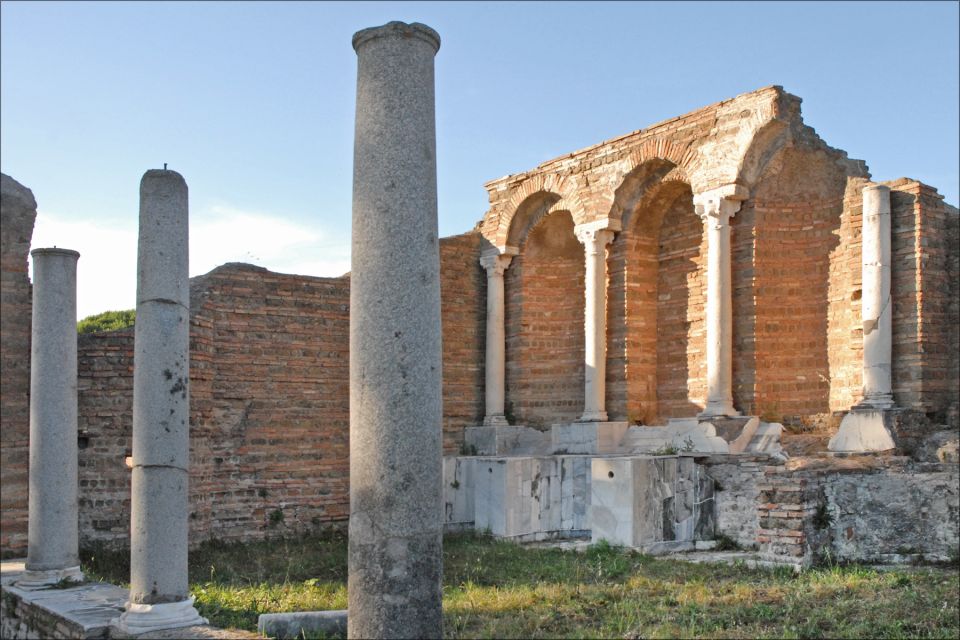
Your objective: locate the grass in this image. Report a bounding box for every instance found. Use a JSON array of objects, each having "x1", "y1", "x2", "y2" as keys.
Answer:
[{"x1": 81, "y1": 531, "x2": 960, "y2": 639}]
